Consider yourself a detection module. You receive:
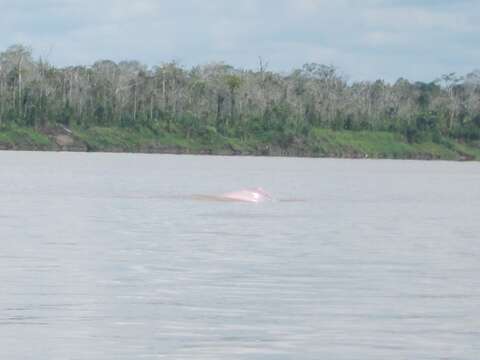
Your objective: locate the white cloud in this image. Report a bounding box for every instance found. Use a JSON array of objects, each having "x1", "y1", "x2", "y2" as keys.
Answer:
[
  {"x1": 362, "y1": 6, "x2": 477, "y2": 32},
  {"x1": 362, "y1": 31, "x2": 410, "y2": 47}
]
